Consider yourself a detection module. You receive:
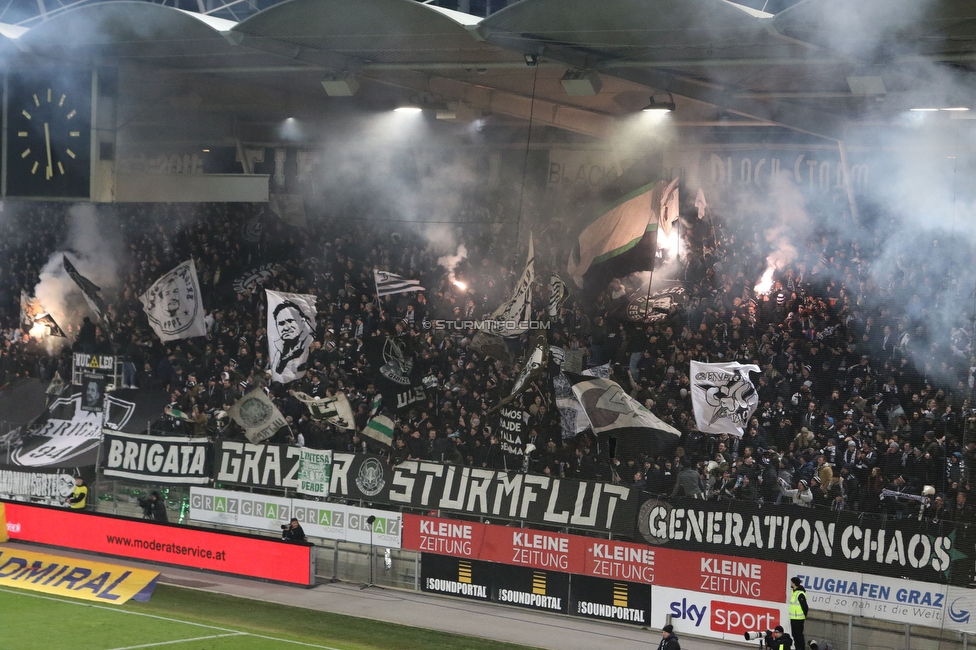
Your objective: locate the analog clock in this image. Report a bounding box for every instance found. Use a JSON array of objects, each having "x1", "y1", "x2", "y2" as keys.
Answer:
[{"x1": 6, "y1": 72, "x2": 92, "y2": 199}]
